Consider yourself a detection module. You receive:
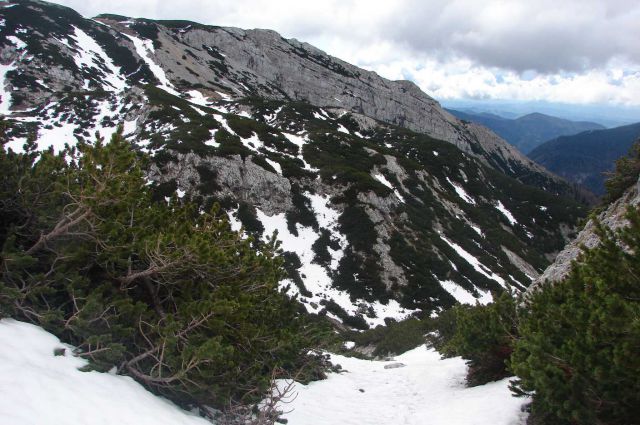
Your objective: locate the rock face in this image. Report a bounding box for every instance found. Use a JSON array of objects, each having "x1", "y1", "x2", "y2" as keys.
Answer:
[
  {"x1": 1, "y1": 0, "x2": 571, "y2": 193},
  {"x1": 128, "y1": 24, "x2": 554, "y2": 183},
  {"x1": 528, "y1": 176, "x2": 640, "y2": 293},
  {"x1": 1, "y1": 0, "x2": 589, "y2": 327},
  {"x1": 150, "y1": 153, "x2": 293, "y2": 215}
]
